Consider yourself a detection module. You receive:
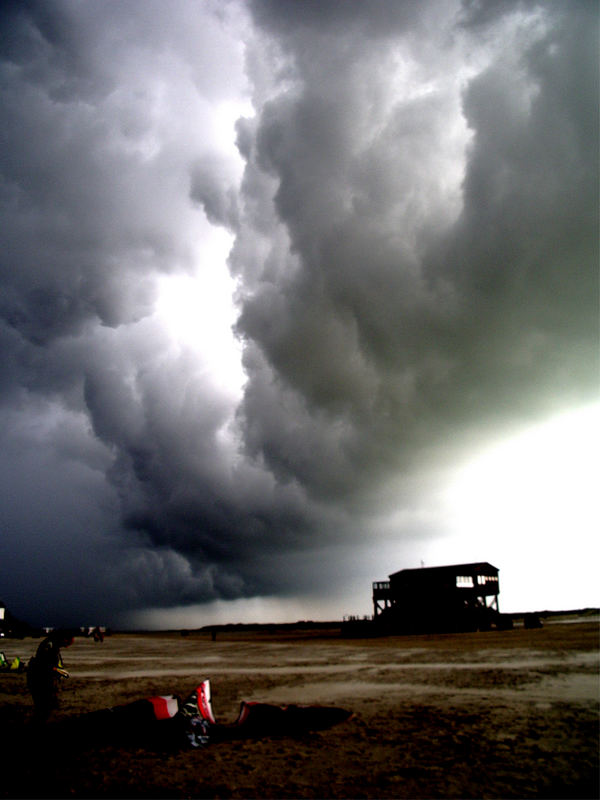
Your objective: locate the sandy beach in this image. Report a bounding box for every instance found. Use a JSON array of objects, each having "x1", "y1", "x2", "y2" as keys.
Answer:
[{"x1": 0, "y1": 618, "x2": 597, "y2": 798}]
